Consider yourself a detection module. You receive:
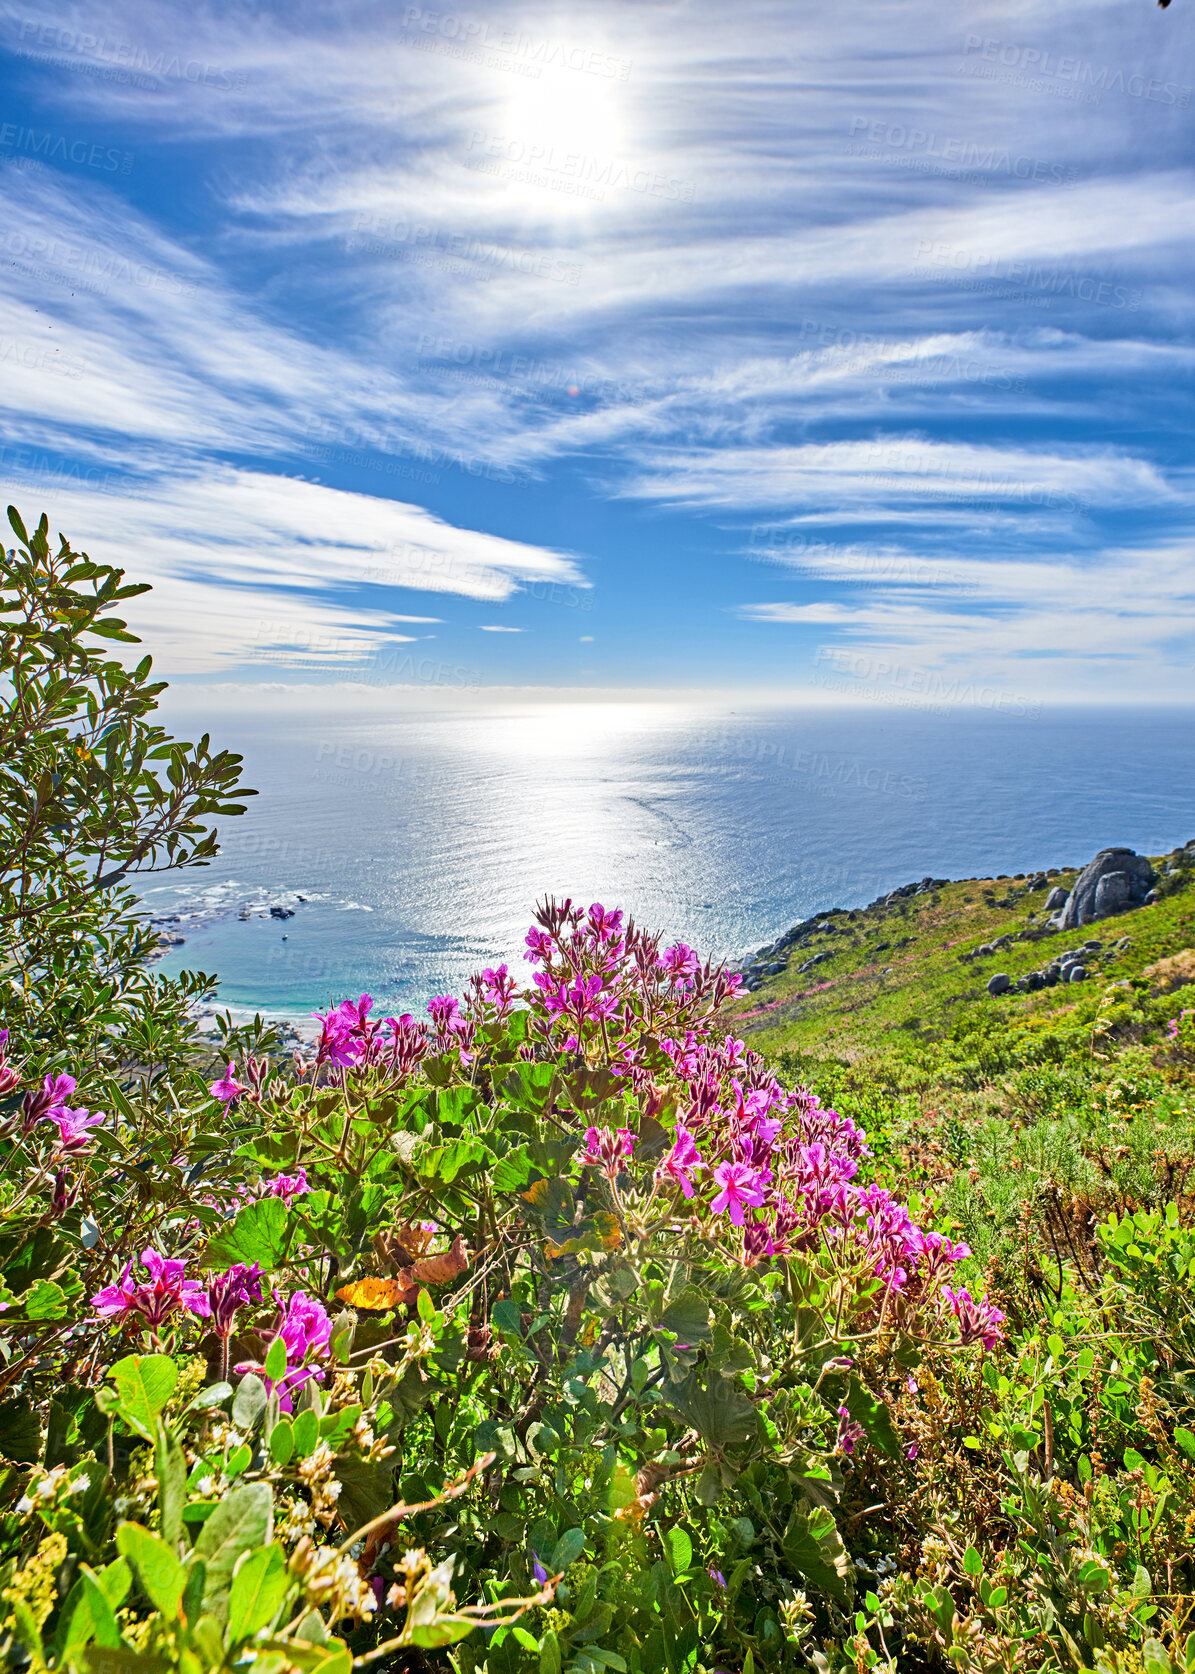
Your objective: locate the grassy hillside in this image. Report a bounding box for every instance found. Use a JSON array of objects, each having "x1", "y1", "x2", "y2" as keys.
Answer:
[{"x1": 733, "y1": 844, "x2": 1195, "y2": 1315}]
